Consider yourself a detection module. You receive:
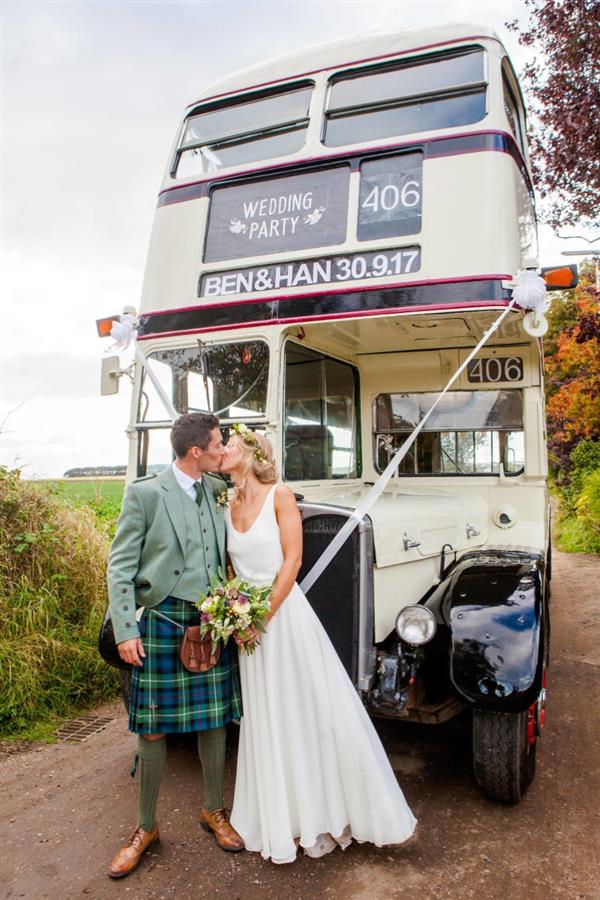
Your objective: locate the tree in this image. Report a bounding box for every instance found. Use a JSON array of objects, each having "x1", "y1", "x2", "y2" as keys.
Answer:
[
  {"x1": 508, "y1": 0, "x2": 600, "y2": 229},
  {"x1": 544, "y1": 262, "x2": 600, "y2": 474}
]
